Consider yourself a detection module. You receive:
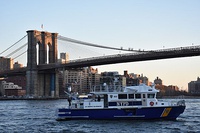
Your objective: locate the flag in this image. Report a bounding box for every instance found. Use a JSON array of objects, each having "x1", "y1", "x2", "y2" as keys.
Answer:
[{"x1": 41, "y1": 24, "x2": 43, "y2": 29}]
